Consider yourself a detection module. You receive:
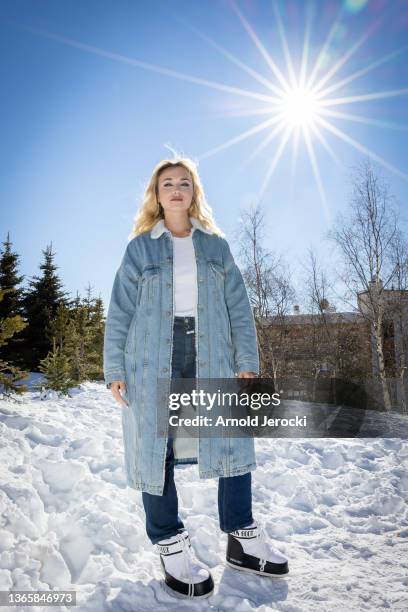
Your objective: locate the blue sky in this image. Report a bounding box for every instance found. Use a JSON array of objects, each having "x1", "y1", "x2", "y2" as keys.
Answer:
[{"x1": 1, "y1": 0, "x2": 407, "y2": 313}]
